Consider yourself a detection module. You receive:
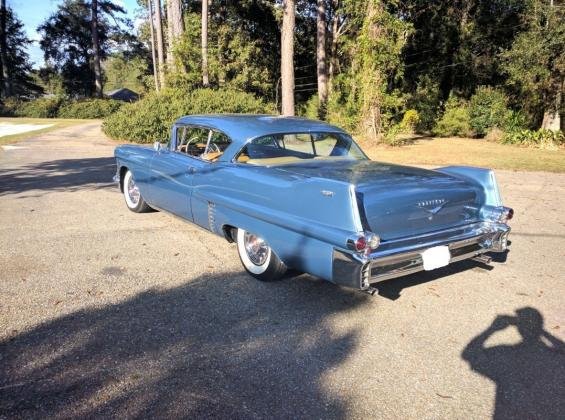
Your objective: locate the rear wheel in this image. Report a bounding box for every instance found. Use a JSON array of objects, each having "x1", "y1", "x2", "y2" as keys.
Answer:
[
  {"x1": 123, "y1": 170, "x2": 151, "y2": 213},
  {"x1": 236, "y1": 228, "x2": 287, "y2": 281}
]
